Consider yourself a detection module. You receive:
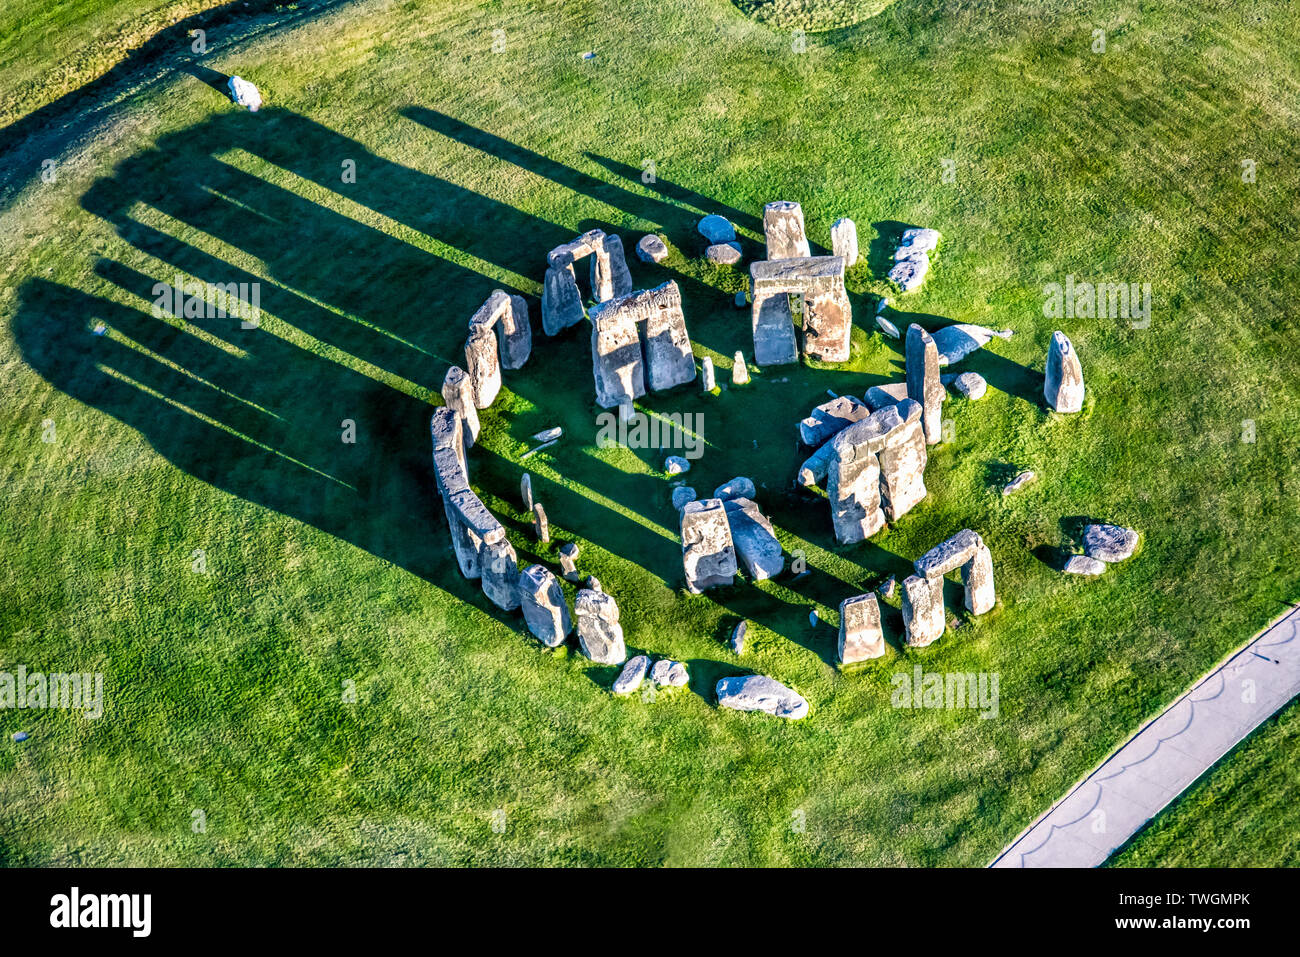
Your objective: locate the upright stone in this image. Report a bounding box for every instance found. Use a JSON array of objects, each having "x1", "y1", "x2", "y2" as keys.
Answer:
[
  {"x1": 598, "y1": 281, "x2": 695, "y2": 393},
  {"x1": 901, "y1": 574, "x2": 945, "y2": 647},
  {"x1": 876, "y1": 399, "x2": 928, "y2": 521},
  {"x1": 500, "y1": 294, "x2": 533, "y2": 369},
  {"x1": 541, "y1": 263, "x2": 584, "y2": 335},
  {"x1": 751, "y1": 257, "x2": 850, "y2": 364},
  {"x1": 732, "y1": 352, "x2": 749, "y2": 385},
  {"x1": 532, "y1": 503, "x2": 550, "y2": 543},
  {"x1": 604, "y1": 235, "x2": 634, "y2": 299},
  {"x1": 750, "y1": 288, "x2": 798, "y2": 366},
  {"x1": 590, "y1": 308, "x2": 646, "y2": 409},
  {"x1": 518, "y1": 565, "x2": 572, "y2": 647},
  {"x1": 680, "y1": 498, "x2": 738, "y2": 593},
  {"x1": 838, "y1": 593, "x2": 885, "y2": 663},
  {"x1": 480, "y1": 538, "x2": 520, "y2": 611},
  {"x1": 575, "y1": 588, "x2": 627, "y2": 664},
  {"x1": 905, "y1": 324, "x2": 944, "y2": 445},
  {"x1": 914, "y1": 528, "x2": 995, "y2": 616},
  {"x1": 831, "y1": 218, "x2": 859, "y2": 267},
  {"x1": 520, "y1": 472, "x2": 533, "y2": 511},
  {"x1": 701, "y1": 356, "x2": 716, "y2": 392},
  {"x1": 465, "y1": 325, "x2": 502, "y2": 409},
  {"x1": 763, "y1": 201, "x2": 811, "y2": 260},
  {"x1": 1045, "y1": 330, "x2": 1085, "y2": 413},
  {"x1": 825, "y1": 405, "x2": 913, "y2": 544},
  {"x1": 723, "y1": 498, "x2": 784, "y2": 580},
  {"x1": 558, "y1": 541, "x2": 580, "y2": 582},
  {"x1": 441, "y1": 366, "x2": 480, "y2": 447},
  {"x1": 589, "y1": 235, "x2": 616, "y2": 302}
]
